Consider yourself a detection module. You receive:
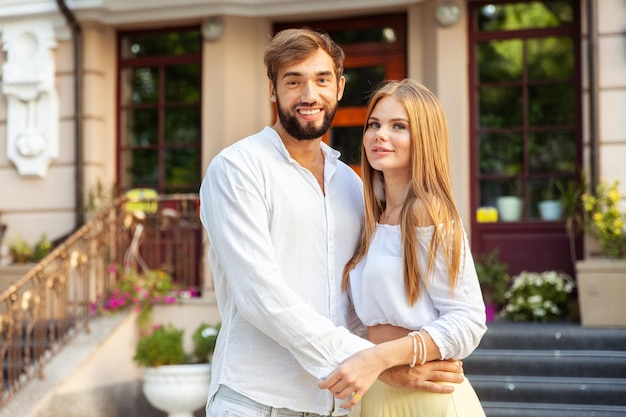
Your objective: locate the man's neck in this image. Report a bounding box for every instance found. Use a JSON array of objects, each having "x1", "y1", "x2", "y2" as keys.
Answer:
[
  {"x1": 273, "y1": 123, "x2": 323, "y2": 168},
  {"x1": 273, "y1": 122, "x2": 326, "y2": 193}
]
